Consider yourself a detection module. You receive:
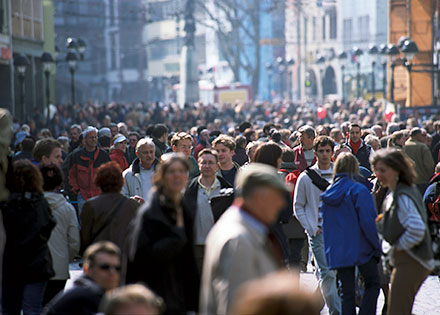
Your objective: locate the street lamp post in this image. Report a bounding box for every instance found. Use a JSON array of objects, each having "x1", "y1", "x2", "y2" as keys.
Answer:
[
  {"x1": 66, "y1": 52, "x2": 77, "y2": 105},
  {"x1": 266, "y1": 63, "x2": 273, "y2": 102},
  {"x1": 286, "y1": 58, "x2": 295, "y2": 100},
  {"x1": 379, "y1": 44, "x2": 387, "y2": 99},
  {"x1": 368, "y1": 45, "x2": 378, "y2": 102},
  {"x1": 277, "y1": 57, "x2": 286, "y2": 98},
  {"x1": 338, "y1": 51, "x2": 348, "y2": 103},
  {"x1": 386, "y1": 44, "x2": 400, "y2": 104},
  {"x1": 401, "y1": 39, "x2": 419, "y2": 107},
  {"x1": 14, "y1": 54, "x2": 29, "y2": 122},
  {"x1": 41, "y1": 52, "x2": 54, "y2": 127},
  {"x1": 316, "y1": 55, "x2": 326, "y2": 101},
  {"x1": 353, "y1": 47, "x2": 363, "y2": 99}
]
